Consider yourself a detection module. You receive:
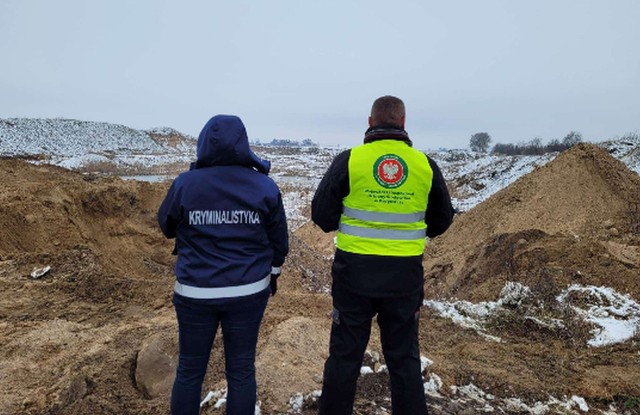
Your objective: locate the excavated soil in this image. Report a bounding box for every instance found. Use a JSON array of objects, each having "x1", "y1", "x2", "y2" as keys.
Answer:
[{"x1": 1, "y1": 143, "x2": 639, "y2": 414}]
